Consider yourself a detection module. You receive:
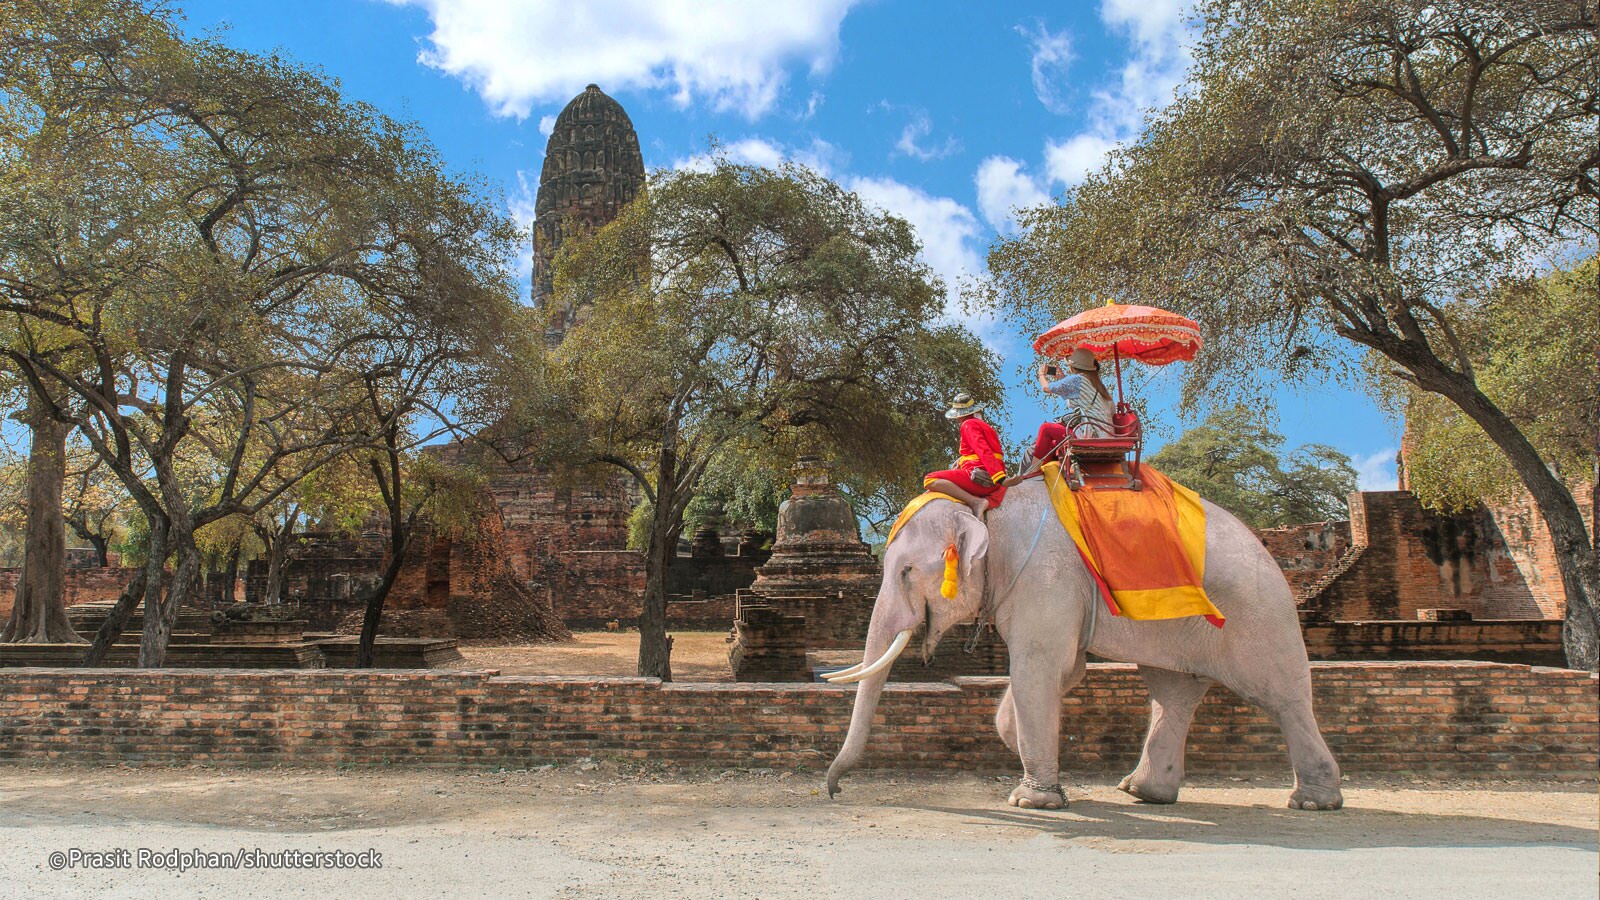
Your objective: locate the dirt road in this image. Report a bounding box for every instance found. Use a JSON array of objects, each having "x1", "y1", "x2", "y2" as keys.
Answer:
[{"x1": 1, "y1": 765, "x2": 1593, "y2": 899}]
